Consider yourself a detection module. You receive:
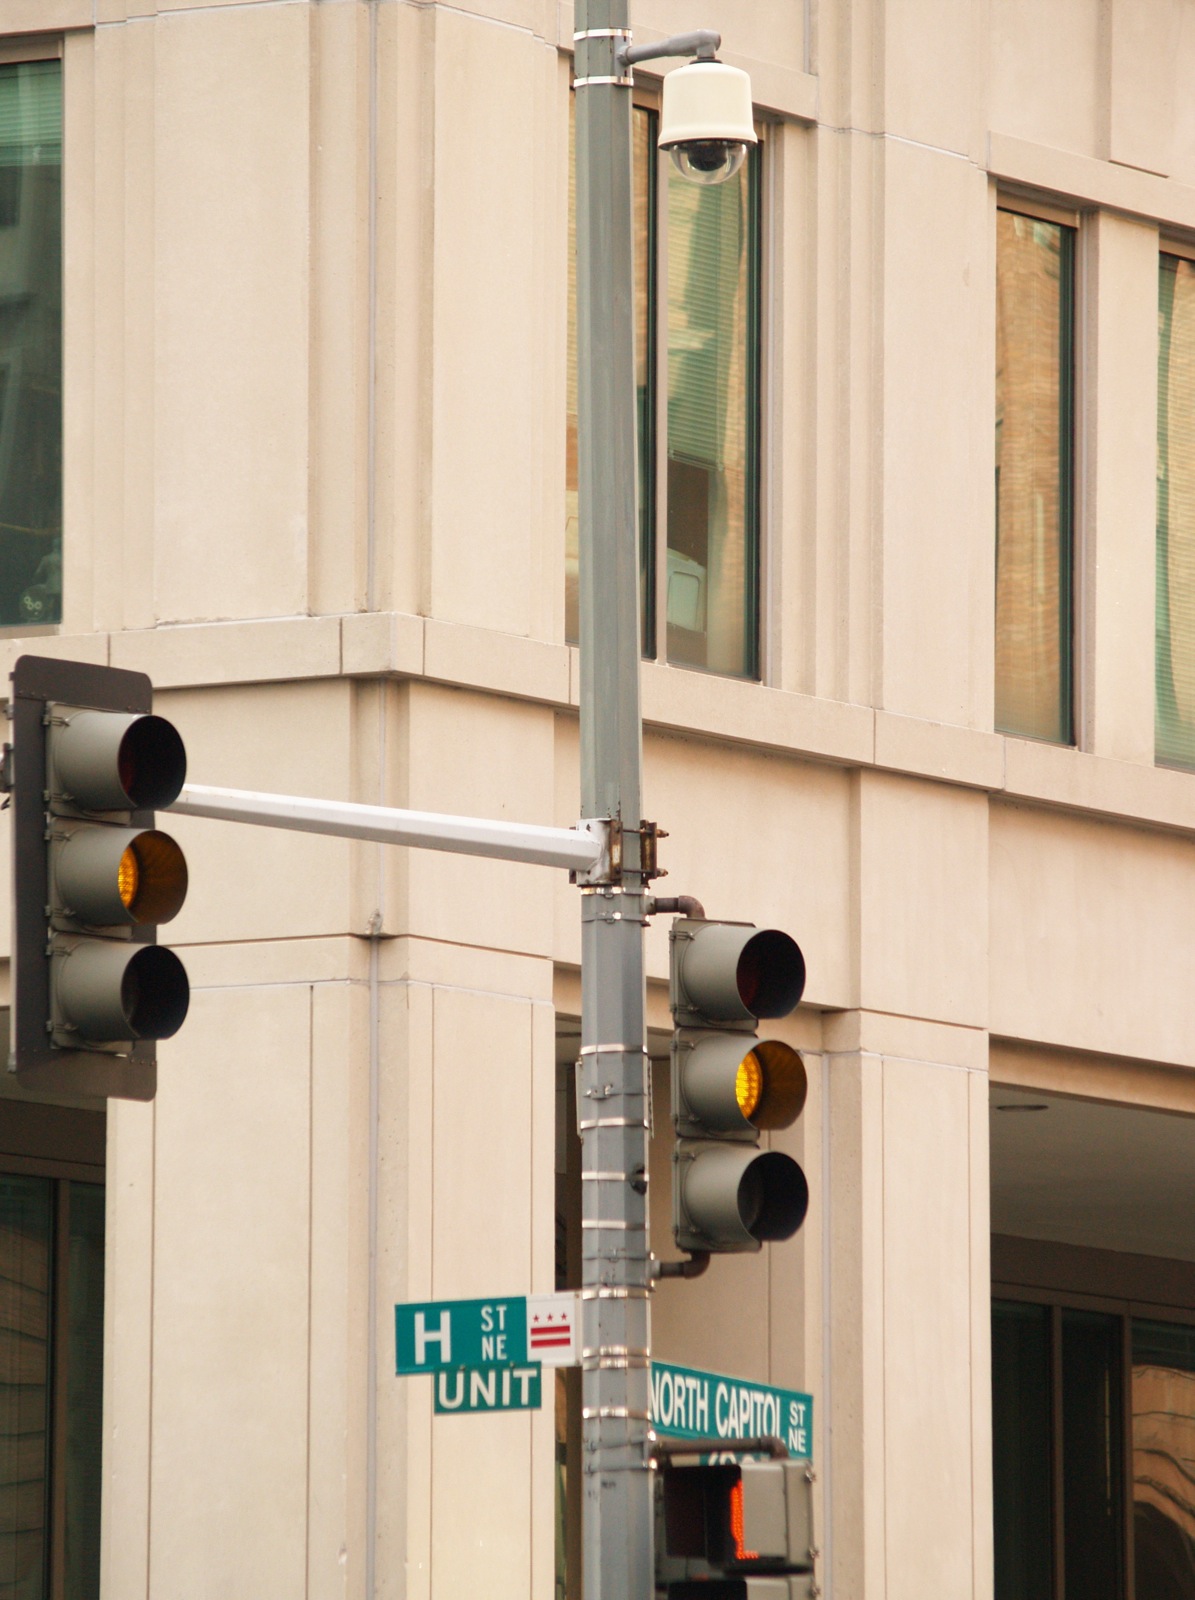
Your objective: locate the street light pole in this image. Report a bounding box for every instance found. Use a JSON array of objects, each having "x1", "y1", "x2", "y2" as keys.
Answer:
[
  {"x1": 573, "y1": 12, "x2": 756, "y2": 1594},
  {"x1": 573, "y1": 2, "x2": 653, "y2": 1598}
]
